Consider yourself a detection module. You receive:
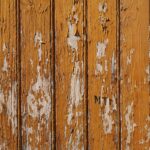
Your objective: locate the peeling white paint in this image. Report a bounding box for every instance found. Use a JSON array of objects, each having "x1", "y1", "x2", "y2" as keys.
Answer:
[
  {"x1": 98, "y1": 86, "x2": 116, "y2": 134},
  {"x1": 112, "y1": 95, "x2": 117, "y2": 111},
  {"x1": 139, "y1": 116, "x2": 150, "y2": 146},
  {"x1": 27, "y1": 65, "x2": 51, "y2": 120},
  {"x1": 67, "y1": 61, "x2": 84, "y2": 125},
  {"x1": 104, "y1": 60, "x2": 108, "y2": 72},
  {"x1": 100, "y1": 85, "x2": 104, "y2": 106},
  {"x1": 0, "y1": 82, "x2": 17, "y2": 135},
  {"x1": 7, "y1": 82, "x2": 17, "y2": 135},
  {"x1": 96, "y1": 39, "x2": 108, "y2": 59},
  {"x1": 111, "y1": 52, "x2": 116, "y2": 75},
  {"x1": 125, "y1": 102, "x2": 137, "y2": 150},
  {"x1": 67, "y1": 5, "x2": 80, "y2": 51},
  {"x1": 102, "y1": 98, "x2": 114, "y2": 134},
  {"x1": 34, "y1": 32, "x2": 43, "y2": 61},
  {"x1": 2, "y1": 43, "x2": 7, "y2": 51},
  {"x1": 0, "y1": 89, "x2": 5, "y2": 113},
  {"x1": 67, "y1": 23, "x2": 80, "y2": 51},
  {"x1": 99, "y1": 2, "x2": 108, "y2": 13},
  {"x1": 30, "y1": 59, "x2": 33, "y2": 66},
  {"x1": 95, "y1": 63, "x2": 103, "y2": 75},
  {"x1": 127, "y1": 48, "x2": 135, "y2": 65},
  {"x1": 66, "y1": 61, "x2": 84, "y2": 149},
  {"x1": 2, "y1": 56, "x2": 8, "y2": 72},
  {"x1": 145, "y1": 65, "x2": 150, "y2": 82}
]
